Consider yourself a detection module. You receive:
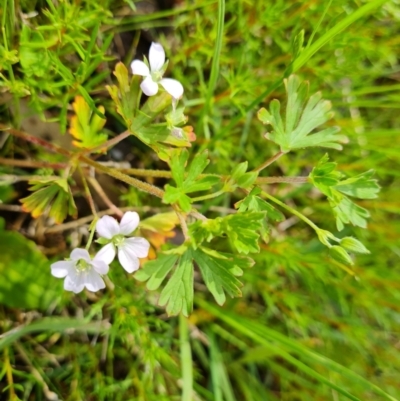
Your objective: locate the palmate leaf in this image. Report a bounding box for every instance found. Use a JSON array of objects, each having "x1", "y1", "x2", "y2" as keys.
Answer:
[
  {"x1": 135, "y1": 250, "x2": 193, "y2": 316},
  {"x1": 189, "y1": 211, "x2": 265, "y2": 254},
  {"x1": 258, "y1": 75, "x2": 347, "y2": 152},
  {"x1": 309, "y1": 155, "x2": 380, "y2": 230},
  {"x1": 163, "y1": 149, "x2": 220, "y2": 212},
  {"x1": 20, "y1": 178, "x2": 77, "y2": 224},
  {"x1": 135, "y1": 247, "x2": 253, "y2": 315},
  {"x1": 193, "y1": 247, "x2": 254, "y2": 305},
  {"x1": 69, "y1": 96, "x2": 108, "y2": 149}
]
